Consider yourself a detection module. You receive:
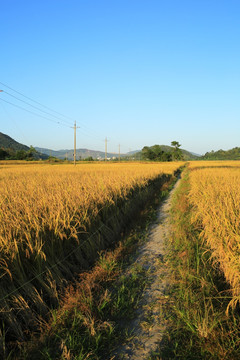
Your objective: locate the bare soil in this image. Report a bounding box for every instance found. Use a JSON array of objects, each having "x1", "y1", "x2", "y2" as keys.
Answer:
[{"x1": 111, "y1": 179, "x2": 181, "y2": 359}]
